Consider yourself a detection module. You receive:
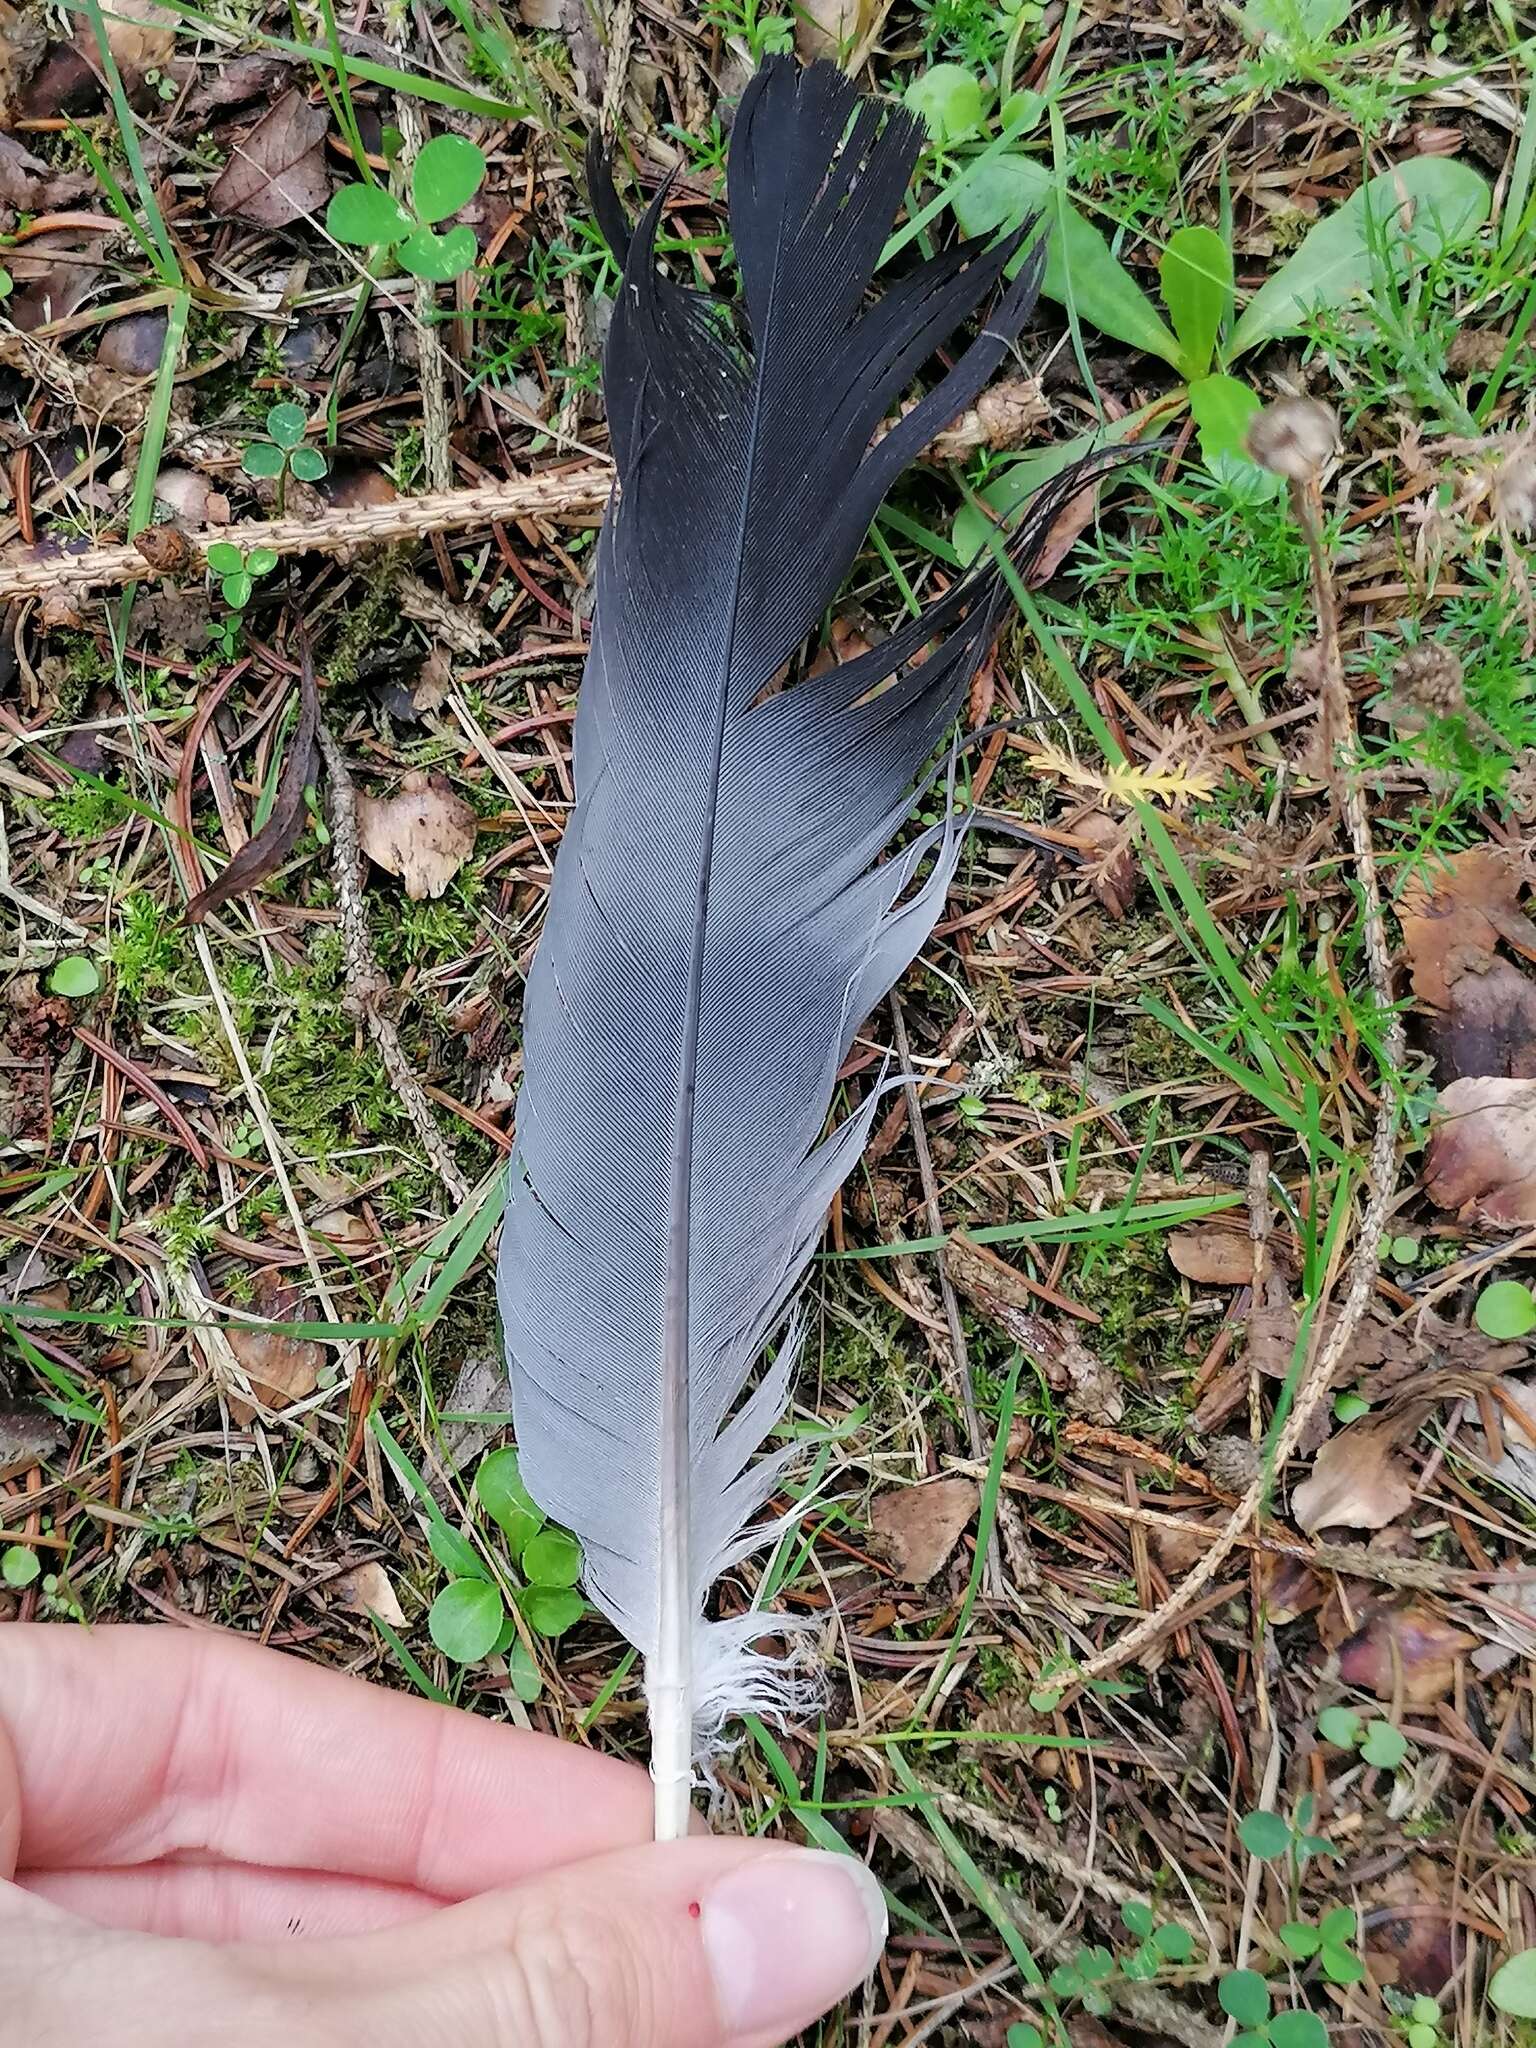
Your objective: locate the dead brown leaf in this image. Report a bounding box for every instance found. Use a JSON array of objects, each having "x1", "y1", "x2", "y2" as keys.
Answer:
[
  {"x1": 210, "y1": 88, "x2": 330, "y2": 229},
  {"x1": 1333, "y1": 1598, "x2": 1478, "y2": 1704},
  {"x1": 412, "y1": 647, "x2": 452, "y2": 715},
  {"x1": 331, "y1": 1560, "x2": 406, "y2": 1627},
  {"x1": 1401, "y1": 847, "x2": 1536, "y2": 1006},
  {"x1": 870, "y1": 1476, "x2": 978, "y2": 1584},
  {"x1": 1423, "y1": 1075, "x2": 1536, "y2": 1224},
  {"x1": 0, "y1": 0, "x2": 46, "y2": 125},
  {"x1": 1168, "y1": 1222, "x2": 1252, "y2": 1286},
  {"x1": 794, "y1": 0, "x2": 874, "y2": 62},
  {"x1": 225, "y1": 1320, "x2": 322, "y2": 1422},
  {"x1": 1291, "y1": 1417, "x2": 1417, "y2": 1533},
  {"x1": 357, "y1": 770, "x2": 477, "y2": 901},
  {"x1": 1072, "y1": 809, "x2": 1137, "y2": 919},
  {"x1": 0, "y1": 132, "x2": 89, "y2": 210},
  {"x1": 1400, "y1": 845, "x2": 1536, "y2": 1080},
  {"x1": 82, "y1": 0, "x2": 174, "y2": 90}
]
